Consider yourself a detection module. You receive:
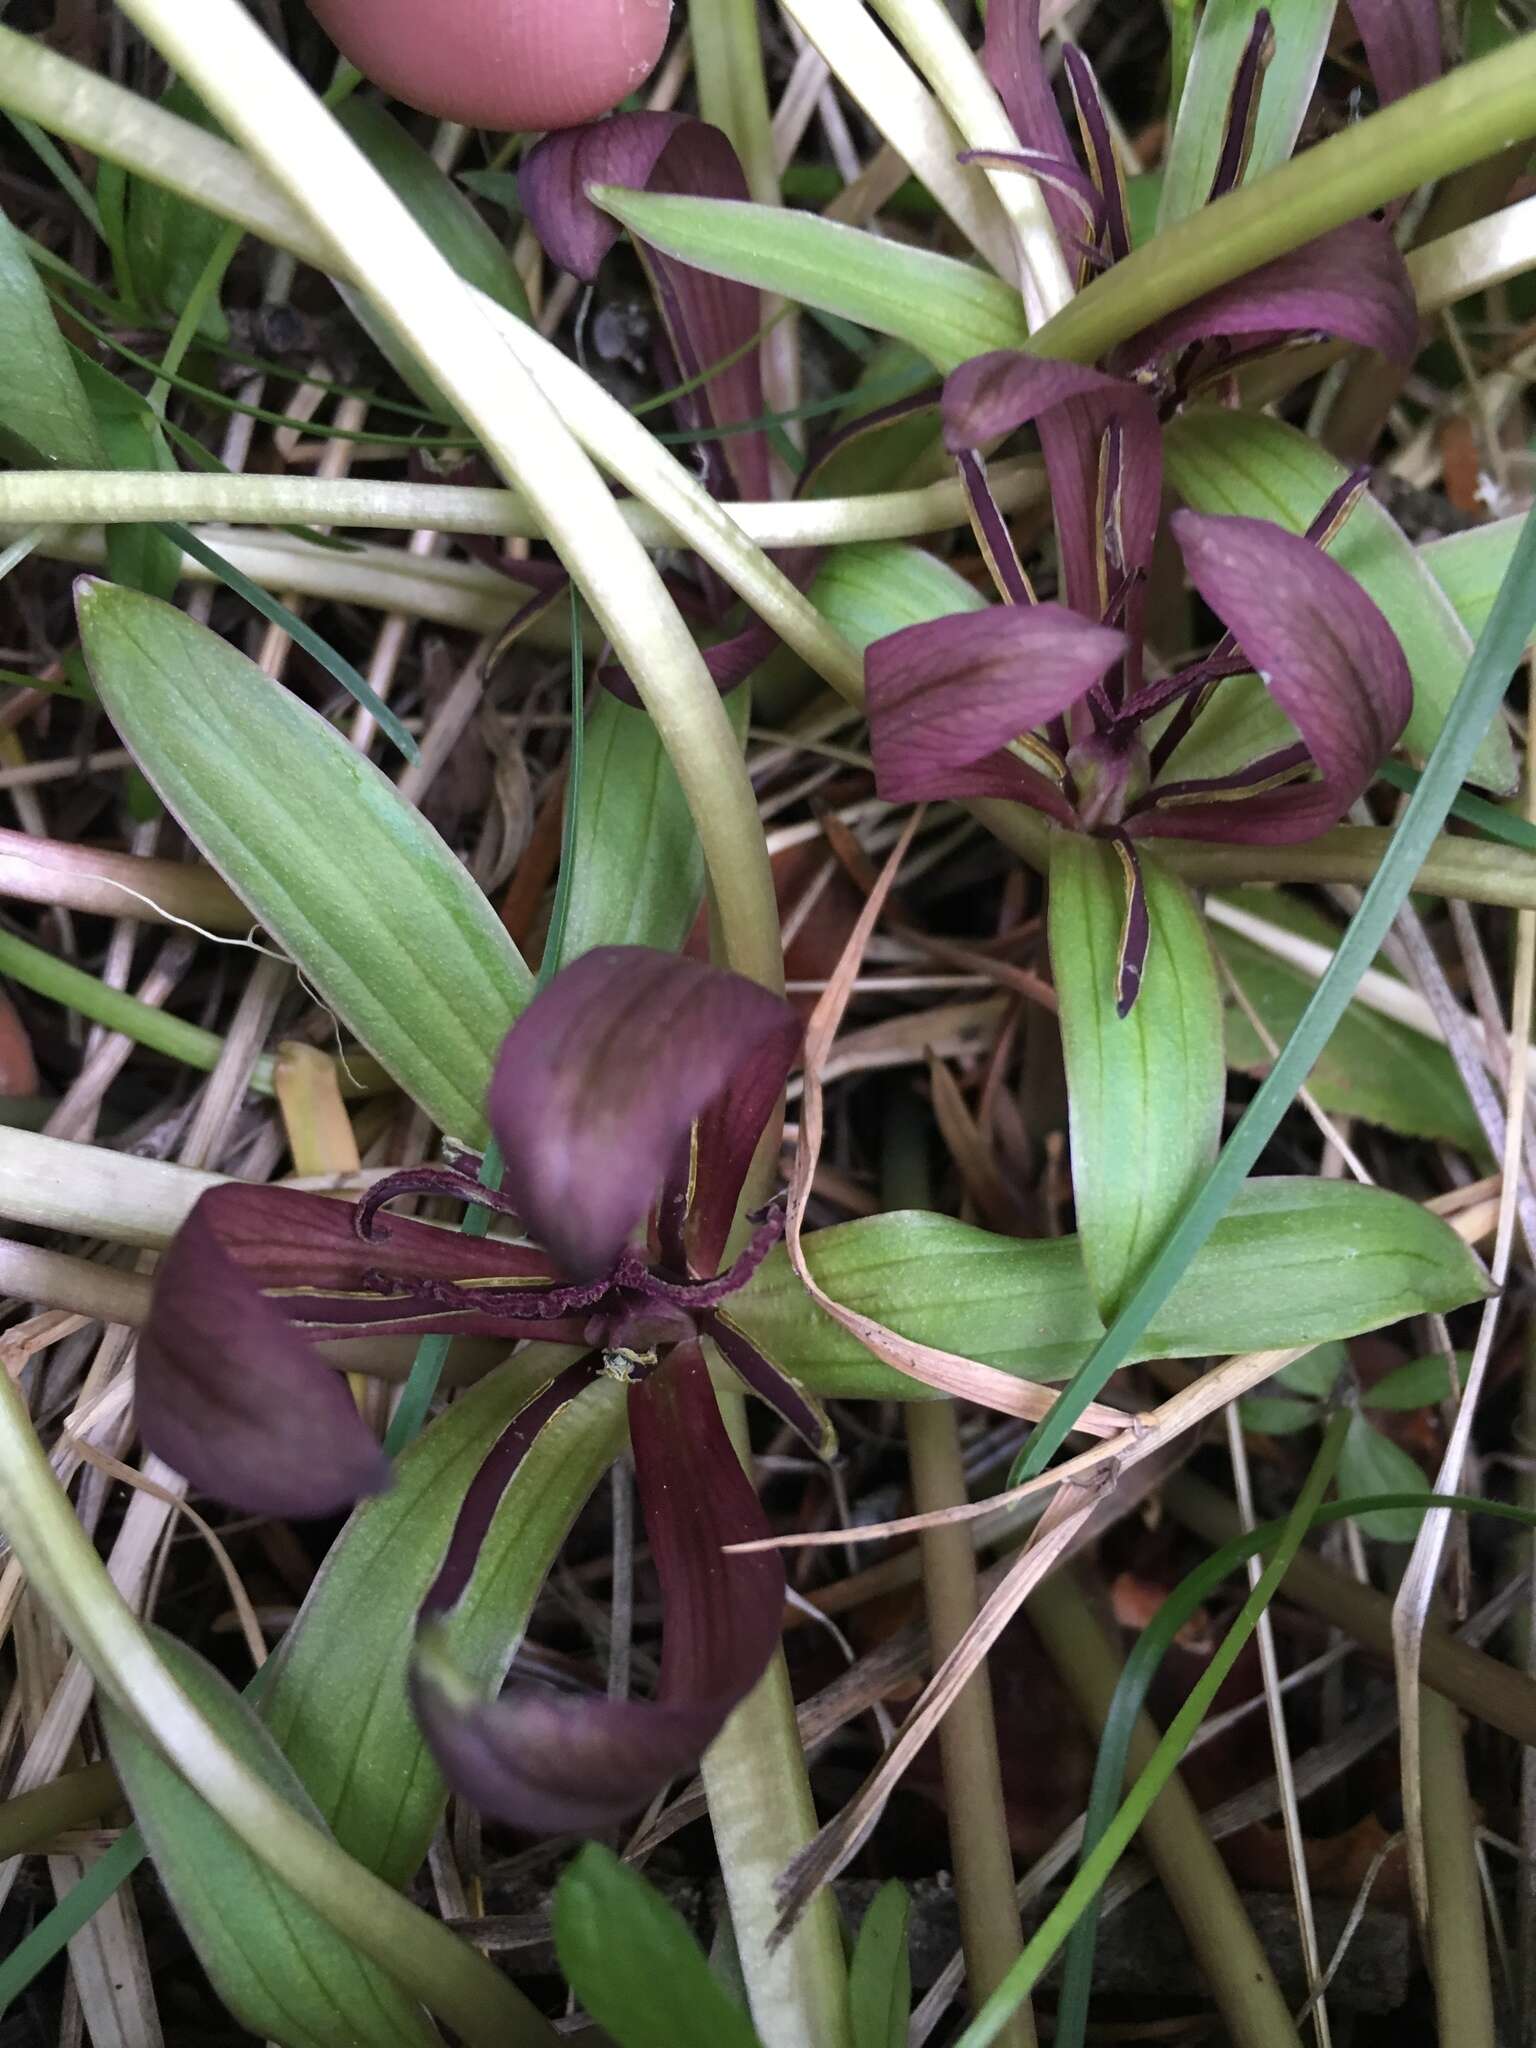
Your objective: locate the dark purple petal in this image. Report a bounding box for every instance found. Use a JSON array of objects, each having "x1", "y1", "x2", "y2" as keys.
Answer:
[
  {"x1": 943, "y1": 351, "x2": 1162, "y2": 633},
  {"x1": 138, "y1": 1188, "x2": 390, "y2": 1518},
  {"x1": 522, "y1": 113, "x2": 769, "y2": 501},
  {"x1": 866, "y1": 603, "x2": 1125, "y2": 814},
  {"x1": 983, "y1": 0, "x2": 1081, "y2": 250},
  {"x1": 701, "y1": 1310, "x2": 836, "y2": 1460},
  {"x1": 423, "y1": 1358, "x2": 606, "y2": 1618},
  {"x1": 1351, "y1": 0, "x2": 1442, "y2": 107},
  {"x1": 1061, "y1": 46, "x2": 1129, "y2": 262},
  {"x1": 959, "y1": 450, "x2": 1035, "y2": 606},
  {"x1": 488, "y1": 948, "x2": 802, "y2": 1282},
  {"x1": 1124, "y1": 220, "x2": 1418, "y2": 370},
  {"x1": 411, "y1": 1343, "x2": 784, "y2": 1835},
  {"x1": 1206, "y1": 9, "x2": 1273, "y2": 204},
  {"x1": 198, "y1": 1181, "x2": 558, "y2": 1297},
  {"x1": 1139, "y1": 510, "x2": 1412, "y2": 844}
]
